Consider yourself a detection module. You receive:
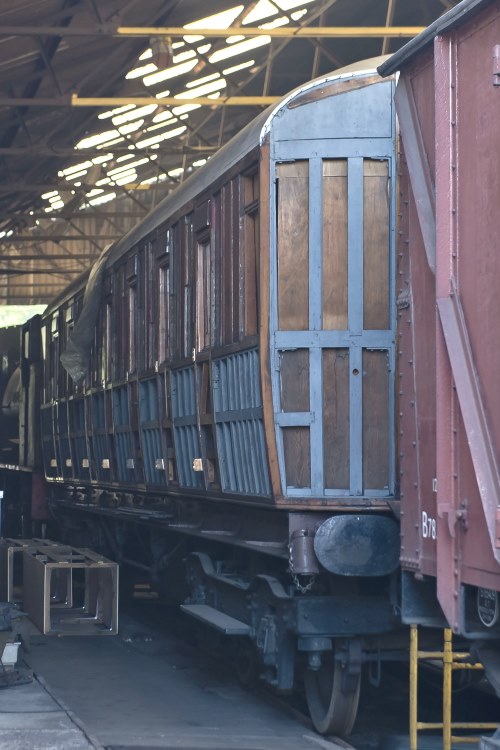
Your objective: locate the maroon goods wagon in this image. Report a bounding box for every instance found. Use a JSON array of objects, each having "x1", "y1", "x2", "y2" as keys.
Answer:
[{"x1": 380, "y1": 0, "x2": 500, "y2": 637}]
